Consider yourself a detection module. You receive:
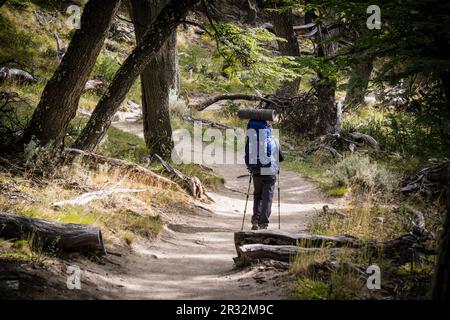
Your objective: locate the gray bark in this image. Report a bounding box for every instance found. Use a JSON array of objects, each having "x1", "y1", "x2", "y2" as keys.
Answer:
[
  {"x1": 73, "y1": 0, "x2": 198, "y2": 152},
  {"x1": 22, "y1": 0, "x2": 121, "y2": 148},
  {"x1": 344, "y1": 58, "x2": 374, "y2": 108},
  {"x1": 0, "y1": 212, "x2": 105, "y2": 254},
  {"x1": 271, "y1": 7, "x2": 301, "y2": 98},
  {"x1": 129, "y1": 0, "x2": 178, "y2": 159}
]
